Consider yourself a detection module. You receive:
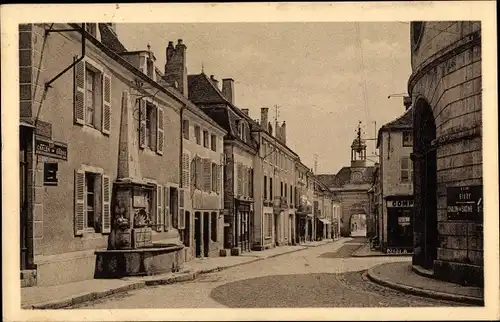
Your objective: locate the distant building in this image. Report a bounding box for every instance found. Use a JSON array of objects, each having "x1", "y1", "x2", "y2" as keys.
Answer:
[
  {"x1": 295, "y1": 162, "x2": 314, "y2": 243},
  {"x1": 409, "y1": 22, "x2": 483, "y2": 286},
  {"x1": 376, "y1": 103, "x2": 414, "y2": 253},
  {"x1": 317, "y1": 127, "x2": 375, "y2": 237}
]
